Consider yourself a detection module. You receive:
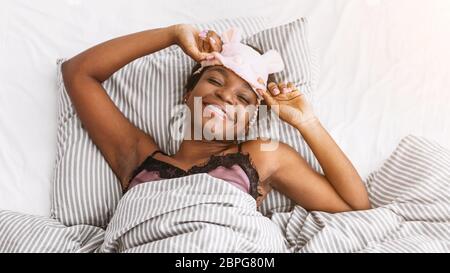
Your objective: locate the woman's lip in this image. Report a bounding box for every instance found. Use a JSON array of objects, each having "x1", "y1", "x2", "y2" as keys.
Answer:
[
  {"x1": 203, "y1": 103, "x2": 233, "y2": 121},
  {"x1": 205, "y1": 104, "x2": 225, "y2": 120}
]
